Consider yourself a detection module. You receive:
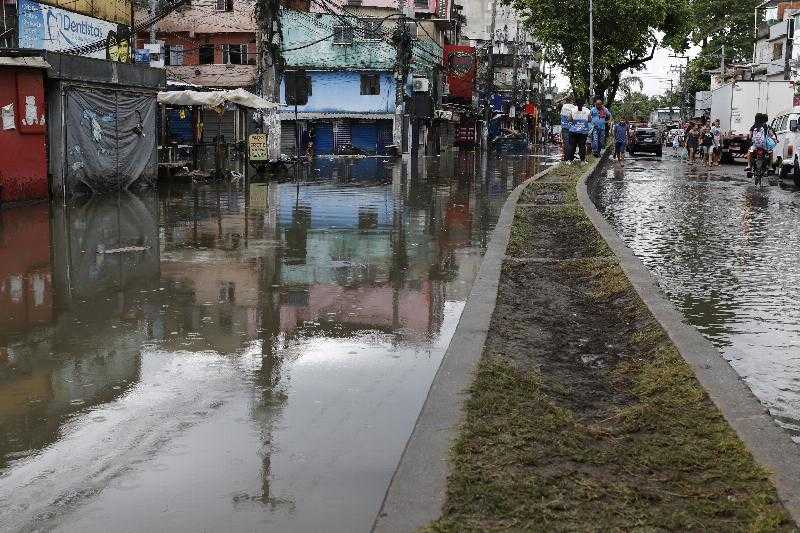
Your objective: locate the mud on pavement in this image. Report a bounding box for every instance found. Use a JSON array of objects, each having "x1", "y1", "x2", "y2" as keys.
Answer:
[{"x1": 428, "y1": 166, "x2": 793, "y2": 531}]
